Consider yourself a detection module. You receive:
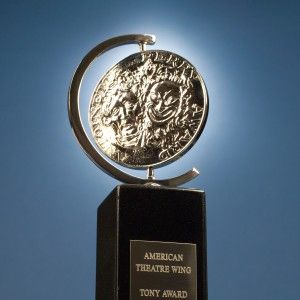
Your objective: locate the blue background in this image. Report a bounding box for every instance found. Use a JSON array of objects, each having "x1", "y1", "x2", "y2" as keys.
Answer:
[{"x1": 0, "y1": 1, "x2": 299, "y2": 299}]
